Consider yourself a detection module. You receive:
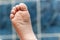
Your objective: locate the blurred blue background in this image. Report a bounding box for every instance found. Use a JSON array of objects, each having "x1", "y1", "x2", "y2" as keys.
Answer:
[
  {"x1": 41, "y1": 0, "x2": 60, "y2": 33},
  {"x1": 0, "y1": 0, "x2": 60, "y2": 40}
]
